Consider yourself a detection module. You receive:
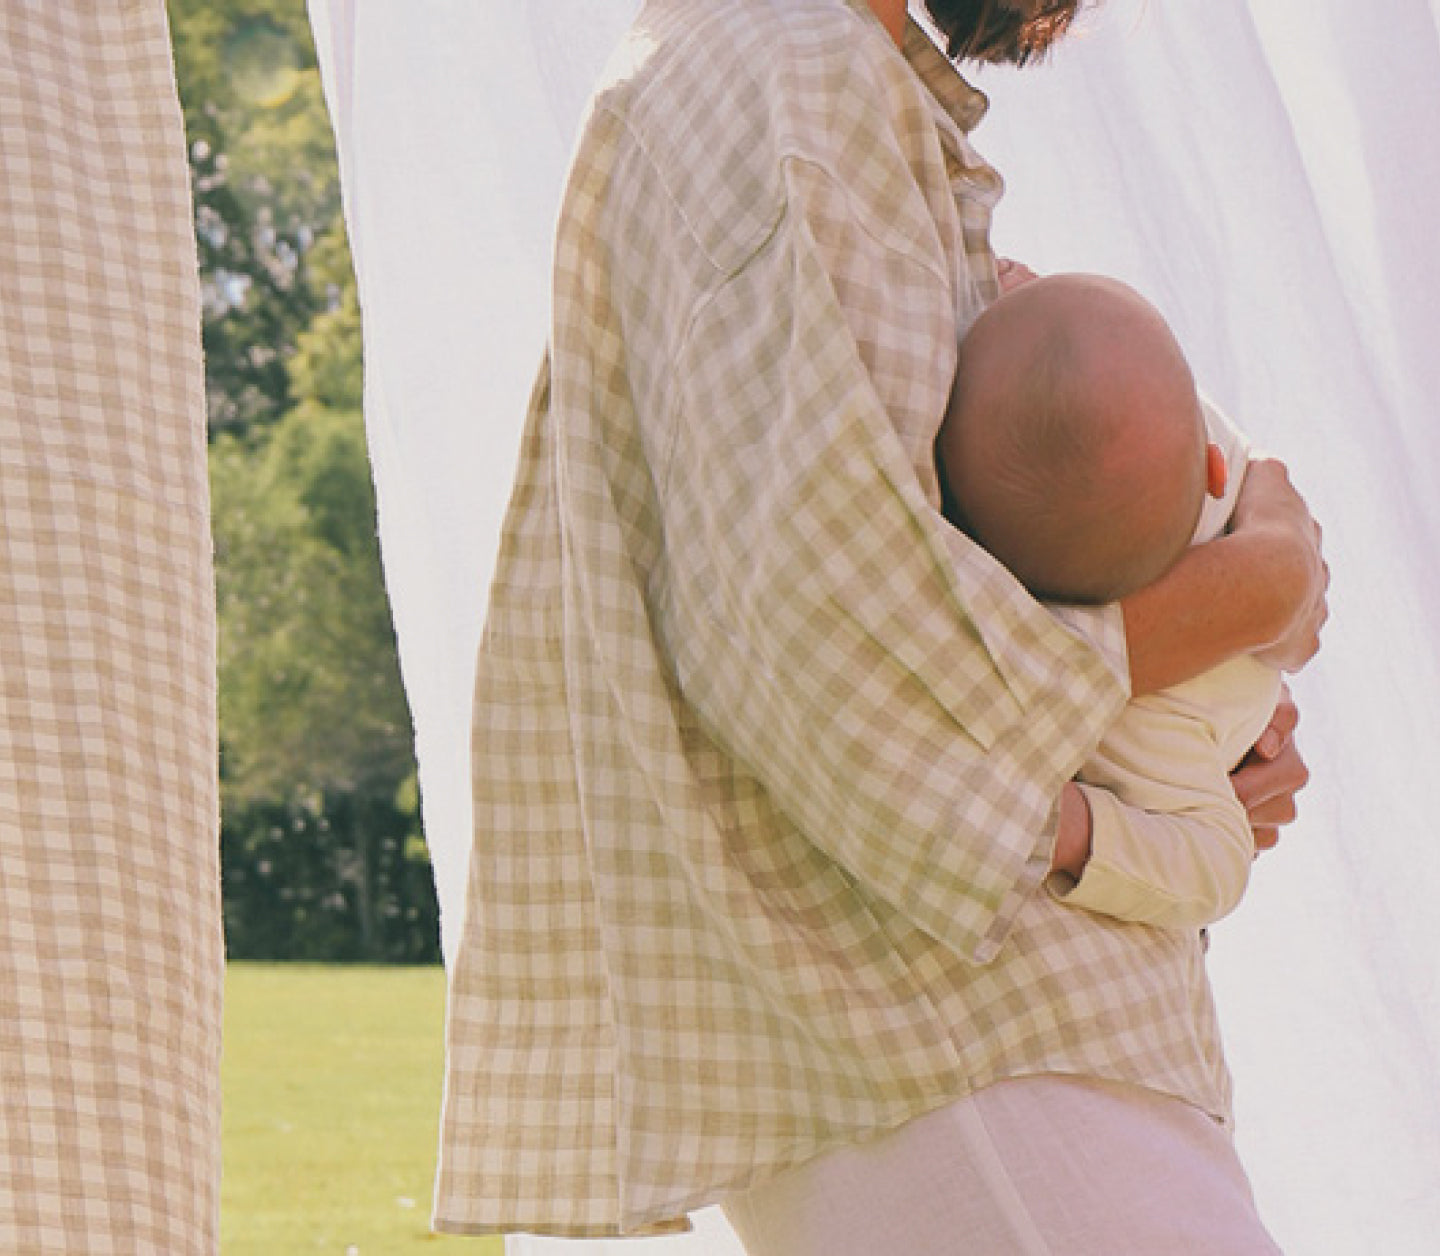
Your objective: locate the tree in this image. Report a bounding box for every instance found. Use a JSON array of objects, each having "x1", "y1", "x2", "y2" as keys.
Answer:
[
  {"x1": 170, "y1": 0, "x2": 439, "y2": 960},
  {"x1": 212, "y1": 403, "x2": 438, "y2": 962},
  {"x1": 169, "y1": 0, "x2": 344, "y2": 435}
]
